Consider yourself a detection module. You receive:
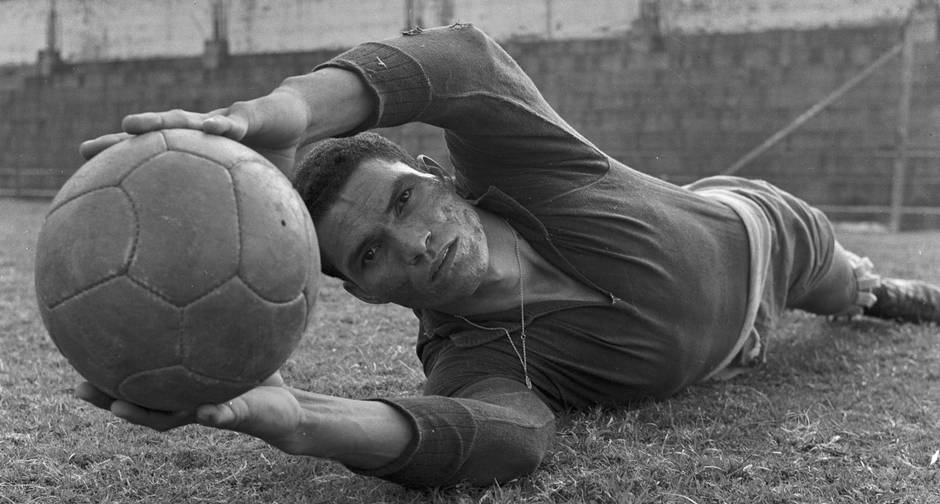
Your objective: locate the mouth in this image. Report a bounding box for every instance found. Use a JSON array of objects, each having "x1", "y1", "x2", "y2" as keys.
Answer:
[{"x1": 431, "y1": 238, "x2": 457, "y2": 282}]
